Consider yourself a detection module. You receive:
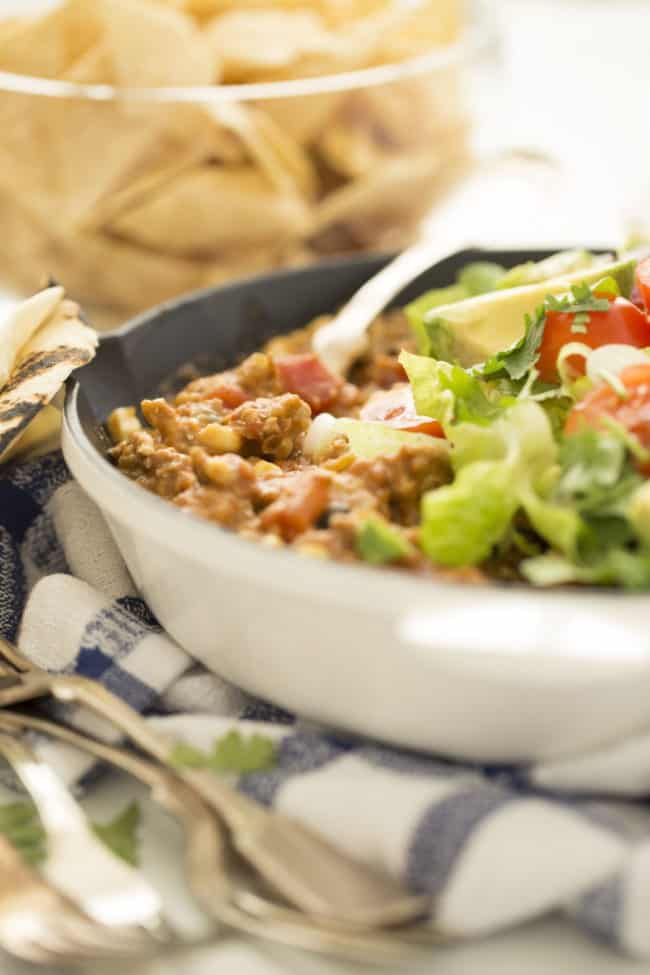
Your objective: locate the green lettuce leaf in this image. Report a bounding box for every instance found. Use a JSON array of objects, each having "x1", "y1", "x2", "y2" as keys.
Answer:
[
  {"x1": 419, "y1": 401, "x2": 583, "y2": 567},
  {"x1": 356, "y1": 516, "x2": 414, "y2": 565},
  {"x1": 523, "y1": 547, "x2": 650, "y2": 589},
  {"x1": 406, "y1": 285, "x2": 466, "y2": 357},
  {"x1": 399, "y1": 351, "x2": 505, "y2": 429},
  {"x1": 420, "y1": 461, "x2": 519, "y2": 566},
  {"x1": 457, "y1": 262, "x2": 506, "y2": 296}
]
